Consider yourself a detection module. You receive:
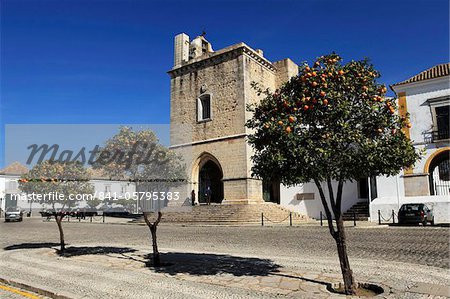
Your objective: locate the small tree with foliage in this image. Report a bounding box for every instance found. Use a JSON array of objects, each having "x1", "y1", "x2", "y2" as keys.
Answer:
[
  {"x1": 94, "y1": 127, "x2": 186, "y2": 266},
  {"x1": 19, "y1": 161, "x2": 94, "y2": 254},
  {"x1": 246, "y1": 54, "x2": 421, "y2": 294}
]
